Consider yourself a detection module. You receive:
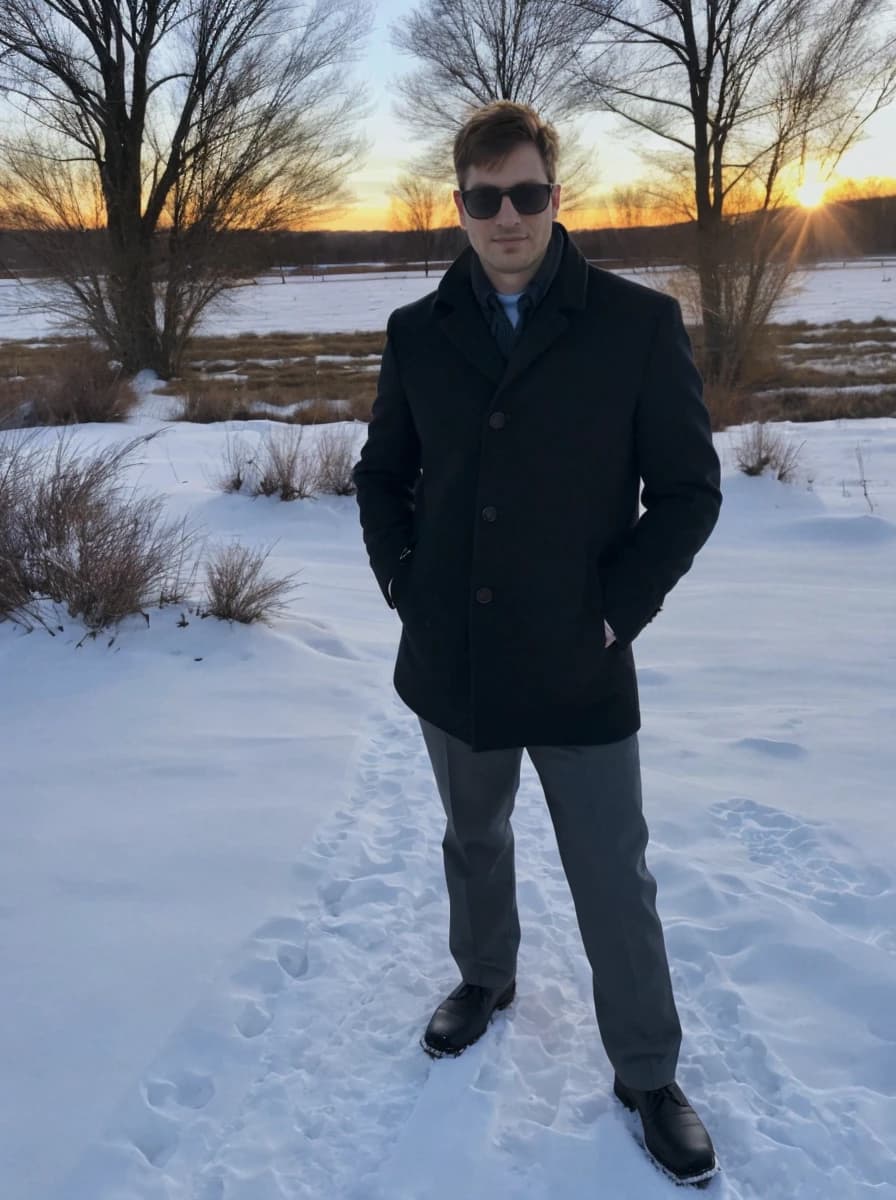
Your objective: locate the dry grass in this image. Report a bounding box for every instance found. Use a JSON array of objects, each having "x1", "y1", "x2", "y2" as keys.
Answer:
[
  {"x1": 203, "y1": 542, "x2": 300, "y2": 623},
  {"x1": 210, "y1": 423, "x2": 358, "y2": 499},
  {"x1": 313, "y1": 425, "x2": 357, "y2": 495},
  {"x1": 752, "y1": 387, "x2": 896, "y2": 422},
  {"x1": 733, "y1": 422, "x2": 805, "y2": 481},
  {"x1": 701, "y1": 319, "x2": 896, "y2": 427},
  {"x1": 212, "y1": 432, "x2": 256, "y2": 493},
  {"x1": 0, "y1": 430, "x2": 198, "y2": 631},
  {"x1": 0, "y1": 434, "x2": 37, "y2": 618},
  {"x1": 4, "y1": 320, "x2": 894, "y2": 429},
  {"x1": 0, "y1": 379, "x2": 31, "y2": 430},
  {"x1": 35, "y1": 346, "x2": 137, "y2": 425},
  {"x1": 175, "y1": 384, "x2": 255, "y2": 423},
  {"x1": 253, "y1": 426, "x2": 317, "y2": 500},
  {"x1": 0, "y1": 341, "x2": 138, "y2": 427},
  {"x1": 161, "y1": 331, "x2": 383, "y2": 425}
]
